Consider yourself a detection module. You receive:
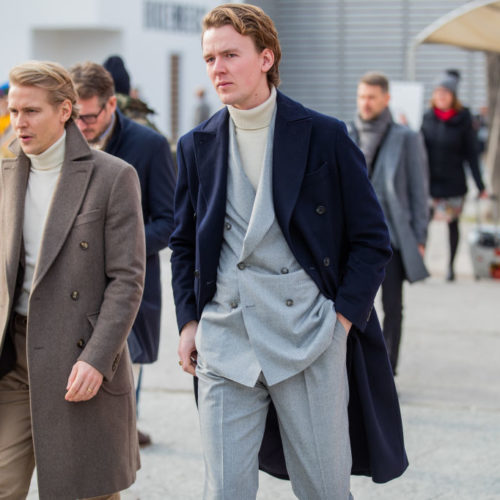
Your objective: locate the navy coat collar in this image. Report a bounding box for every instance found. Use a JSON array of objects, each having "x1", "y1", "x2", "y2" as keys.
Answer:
[{"x1": 192, "y1": 91, "x2": 312, "y2": 234}]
